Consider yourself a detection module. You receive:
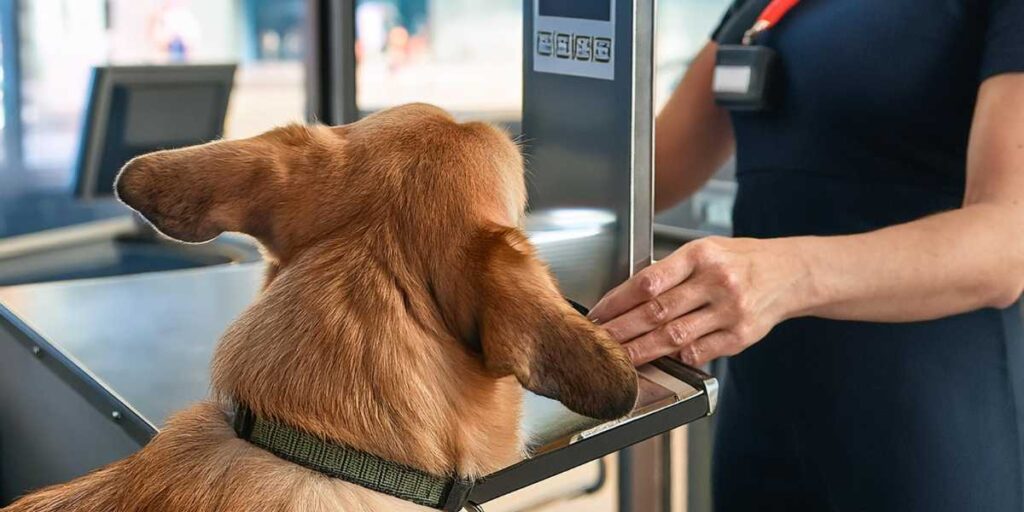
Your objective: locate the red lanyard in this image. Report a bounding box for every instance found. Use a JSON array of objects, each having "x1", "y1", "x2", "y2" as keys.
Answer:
[{"x1": 742, "y1": 0, "x2": 802, "y2": 45}]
